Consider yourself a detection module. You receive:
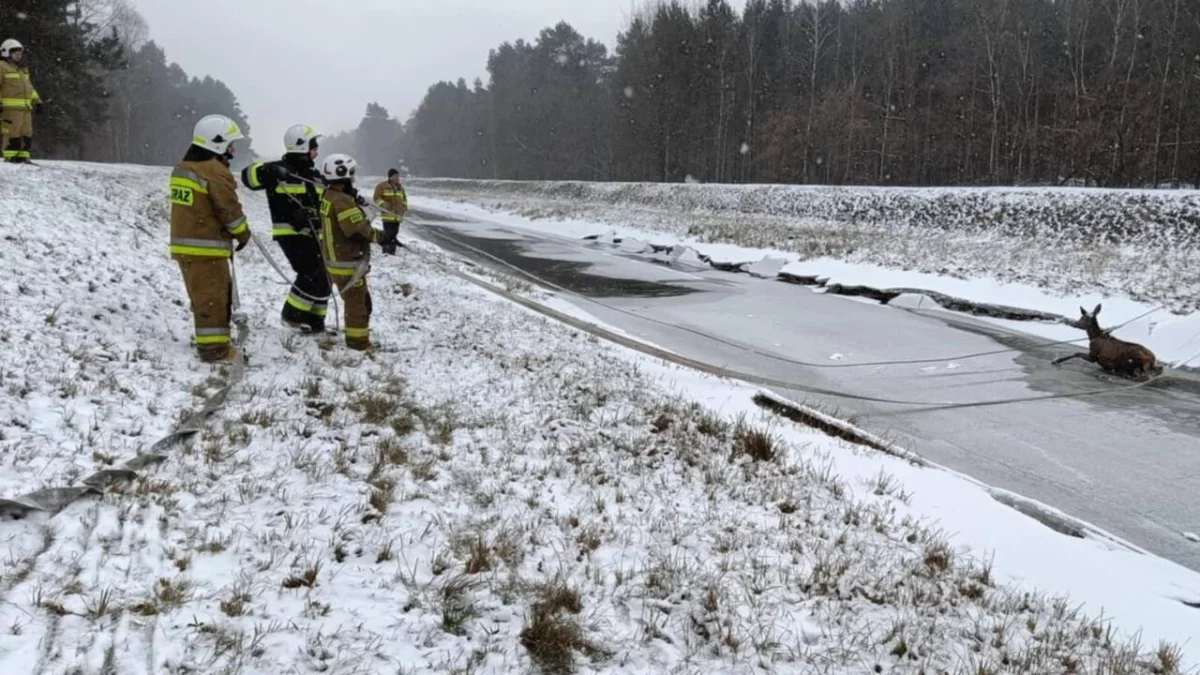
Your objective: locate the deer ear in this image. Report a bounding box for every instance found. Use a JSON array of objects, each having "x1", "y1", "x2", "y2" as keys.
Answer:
[
  {"x1": 1093, "y1": 303, "x2": 1102, "y2": 316},
  {"x1": 1080, "y1": 306, "x2": 1088, "y2": 317}
]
